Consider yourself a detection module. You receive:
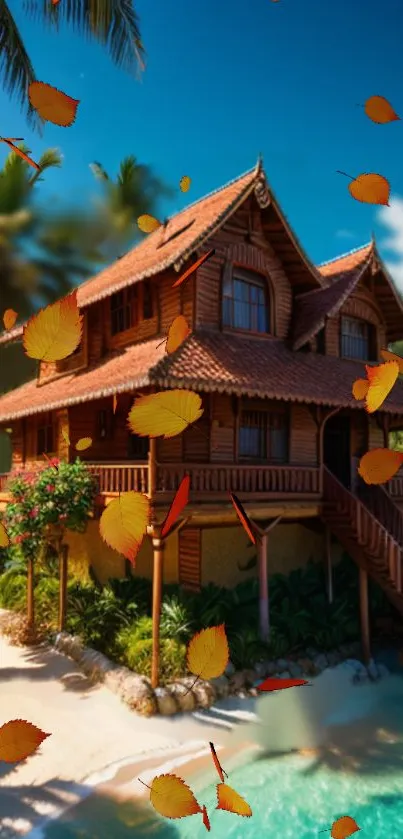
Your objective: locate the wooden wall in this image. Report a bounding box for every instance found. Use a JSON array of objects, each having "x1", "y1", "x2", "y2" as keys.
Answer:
[{"x1": 325, "y1": 287, "x2": 386, "y2": 358}]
